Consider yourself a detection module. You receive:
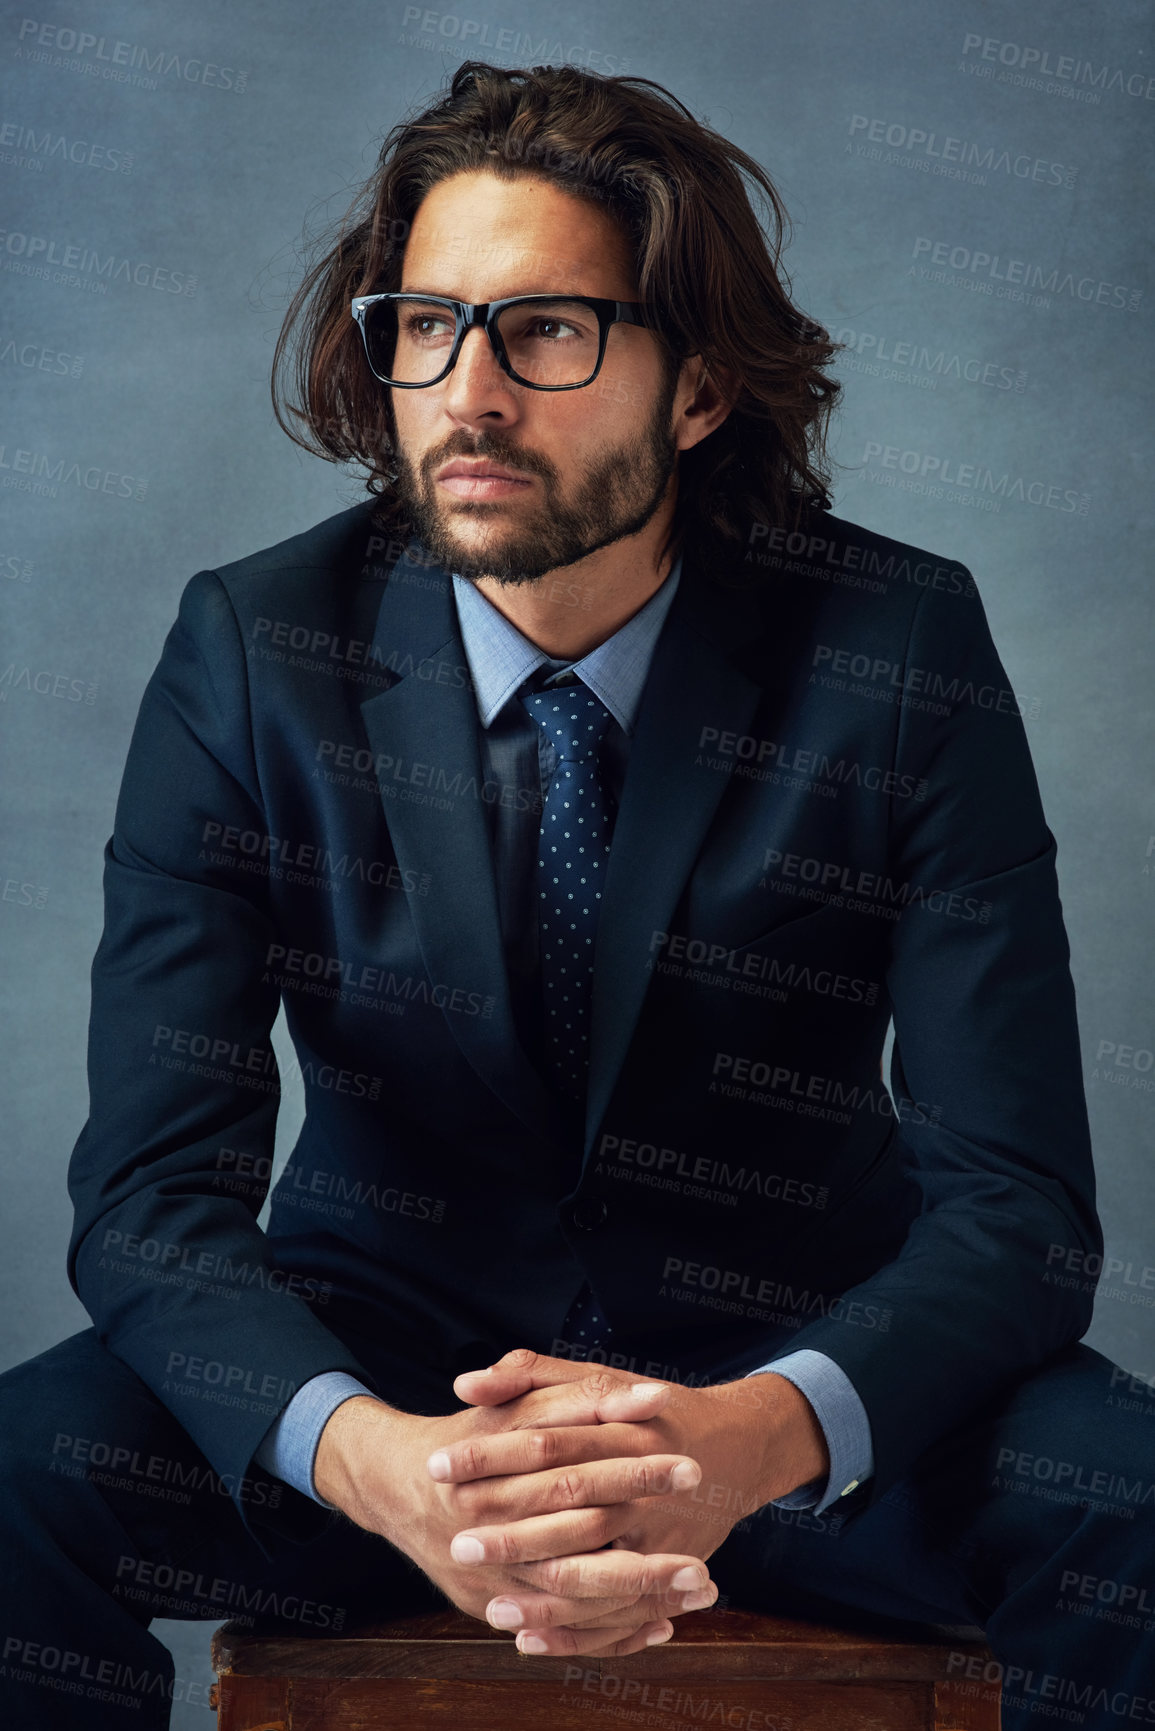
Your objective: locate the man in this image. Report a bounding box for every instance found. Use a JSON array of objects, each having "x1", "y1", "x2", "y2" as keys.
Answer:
[{"x1": 2, "y1": 60, "x2": 1150, "y2": 1730}]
